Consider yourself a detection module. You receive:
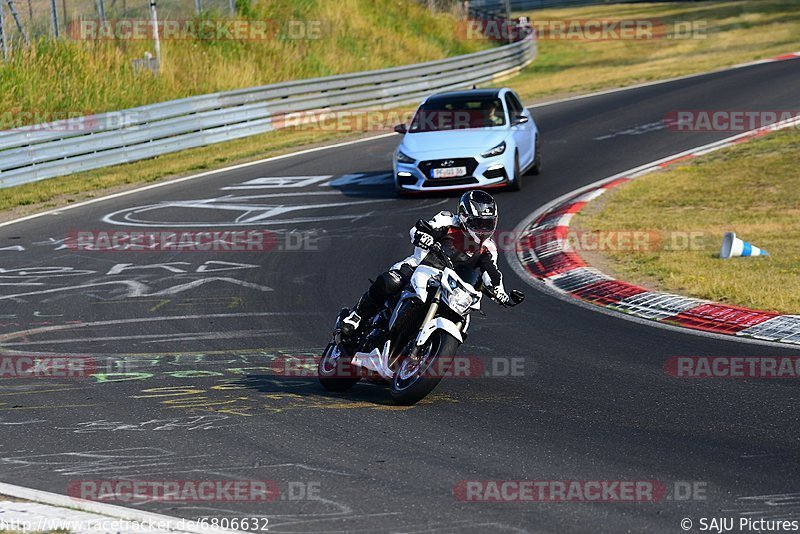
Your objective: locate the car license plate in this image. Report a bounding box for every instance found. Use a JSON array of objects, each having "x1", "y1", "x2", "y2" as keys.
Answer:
[{"x1": 431, "y1": 166, "x2": 467, "y2": 178}]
